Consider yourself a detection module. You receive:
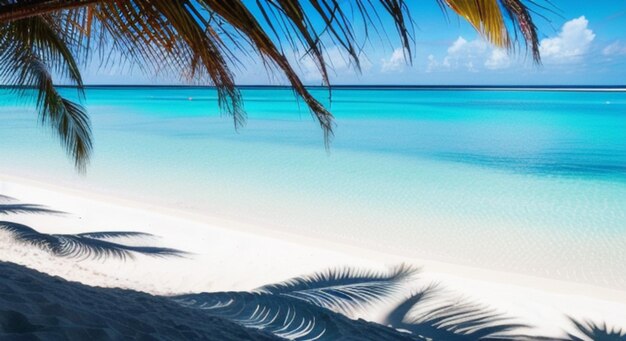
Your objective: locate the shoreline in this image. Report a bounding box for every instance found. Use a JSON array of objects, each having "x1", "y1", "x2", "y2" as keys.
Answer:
[
  {"x1": 1, "y1": 172, "x2": 626, "y2": 335},
  {"x1": 2, "y1": 171, "x2": 625, "y2": 300}
]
